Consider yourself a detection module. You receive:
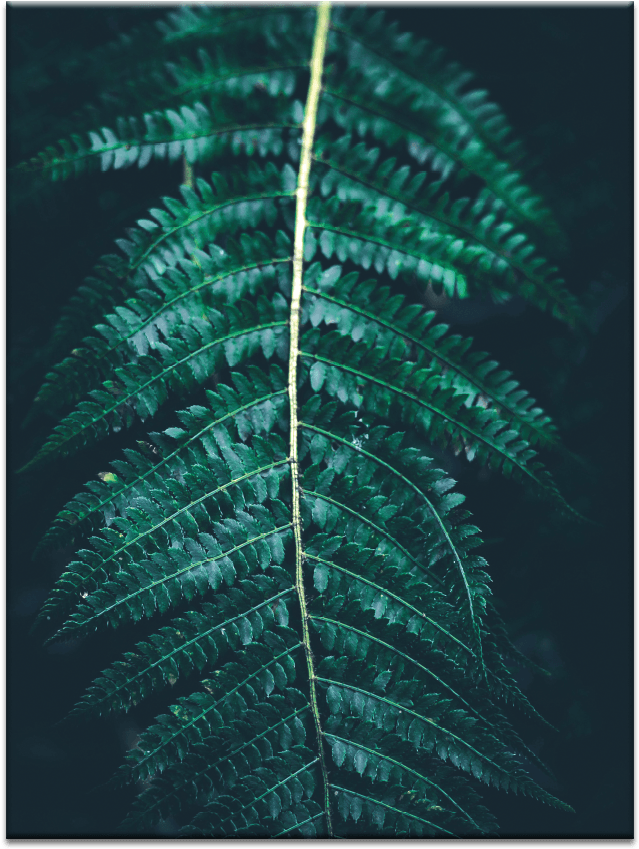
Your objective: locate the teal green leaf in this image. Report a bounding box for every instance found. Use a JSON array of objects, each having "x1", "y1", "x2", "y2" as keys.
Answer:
[{"x1": 21, "y1": 2, "x2": 578, "y2": 838}]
